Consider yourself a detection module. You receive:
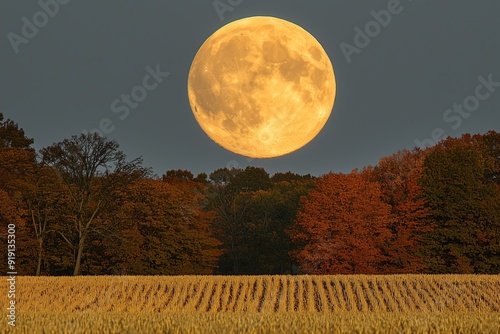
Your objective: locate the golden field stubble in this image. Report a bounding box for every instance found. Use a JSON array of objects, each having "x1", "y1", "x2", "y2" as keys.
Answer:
[{"x1": 1, "y1": 275, "x2": 499, "y2": 333}]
